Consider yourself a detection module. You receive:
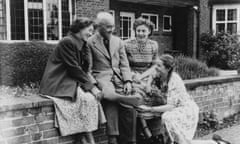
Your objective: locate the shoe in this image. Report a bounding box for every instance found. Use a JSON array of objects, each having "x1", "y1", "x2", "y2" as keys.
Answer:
[
  {"x1": 108, "y1": 136, "x2": 118, "y2": 144},
  {"x1": 212, "y1": 134, "x2": 231, "y2": 144}
]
